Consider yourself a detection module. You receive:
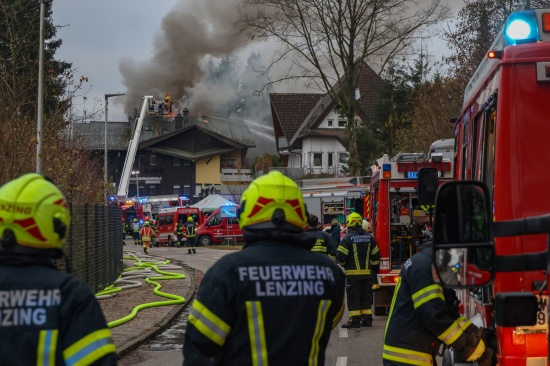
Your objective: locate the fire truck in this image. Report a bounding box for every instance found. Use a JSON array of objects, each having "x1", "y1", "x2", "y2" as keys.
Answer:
[
  {"x1": 431, "y1": 8, "x2": 550, "y2": 365},
  {"x1": 368, "y1": 142, "x2": 454, "y2": 315}
]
